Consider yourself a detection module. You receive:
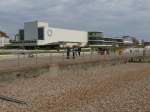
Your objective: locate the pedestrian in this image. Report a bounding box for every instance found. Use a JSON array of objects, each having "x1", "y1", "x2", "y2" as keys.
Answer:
[
  {"x1": 104, "y1": 49, "x2": 107, "y2": 55},
  {"x1": 72, "y1": 47, "x2": 75, "y2": 59},
  {"x1": 66, "y1": 47, "x2": 70, "y2": 59},
  {"x1": 78, "y1": 47, "x2": 81, "y2": 56},
  {"x1": 107, "y1": 49, "x2": 110, "y2": 55},
  {"x1": 74, "y1": 47, "x2": 78, "y2": 56}
]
